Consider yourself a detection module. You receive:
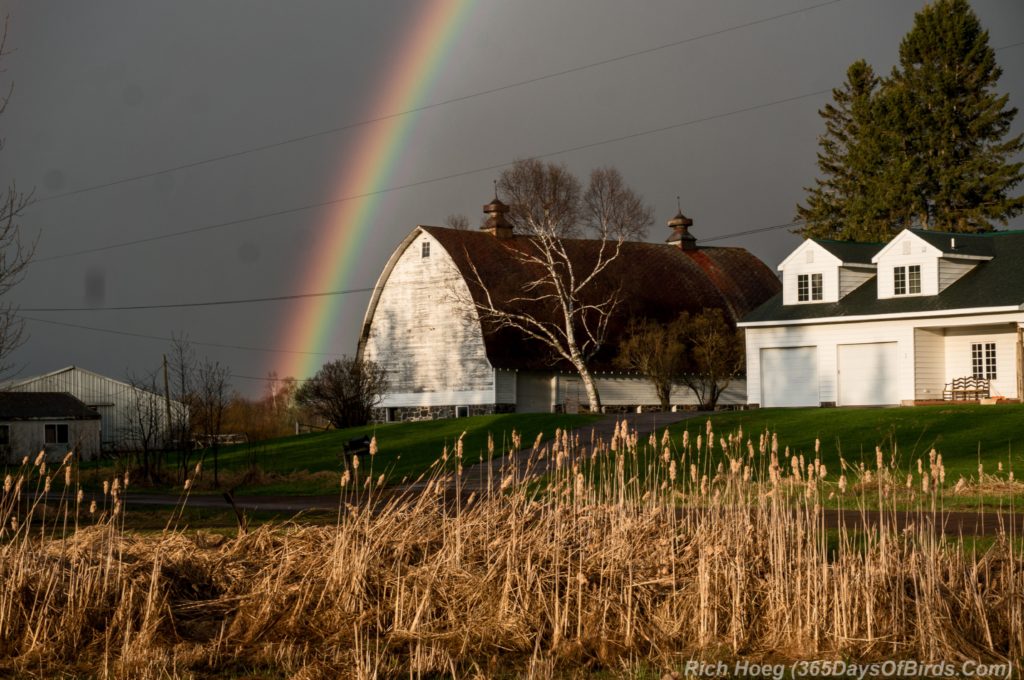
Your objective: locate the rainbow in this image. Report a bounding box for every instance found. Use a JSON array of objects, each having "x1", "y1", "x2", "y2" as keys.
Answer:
[{"x1": 278, "y1": 0, "x2": 475, "y2": 379}]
